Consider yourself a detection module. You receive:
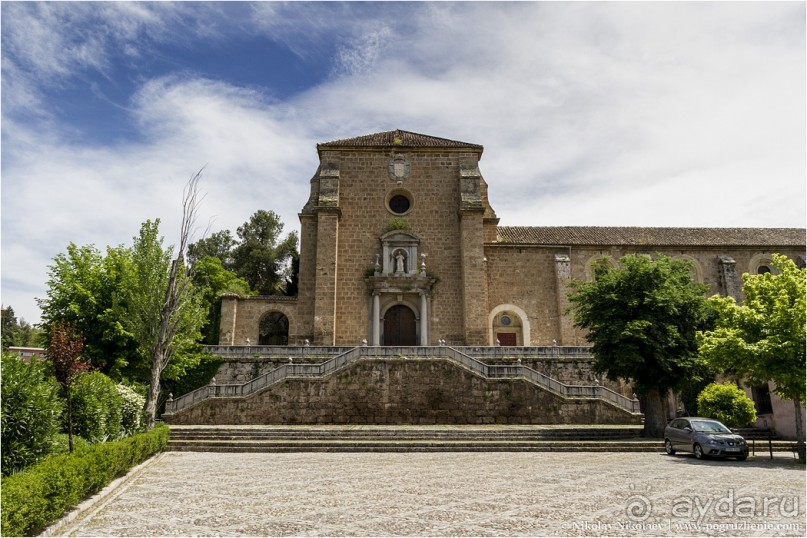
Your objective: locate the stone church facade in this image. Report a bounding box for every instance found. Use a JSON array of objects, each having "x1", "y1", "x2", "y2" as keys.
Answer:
[{"x1": 219, "y1": 130, "x2": 805, "y2": 350}]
